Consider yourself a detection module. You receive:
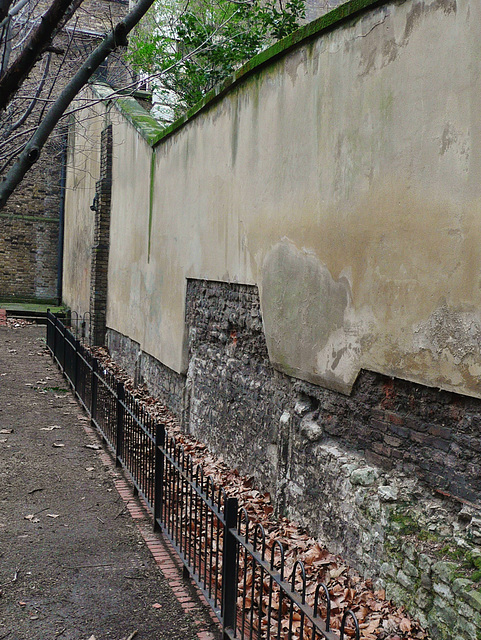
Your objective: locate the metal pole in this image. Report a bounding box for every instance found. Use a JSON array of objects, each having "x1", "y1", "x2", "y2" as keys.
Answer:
[
  {"x1": 222, "y1": 497, "x2": 238, "y2": 639},
  {"x1": 73, "y1": 338, "x2": 79, "y2": 393},
  {"x1": 116, "y1": 381, "x2": 125, "y2": 467},
  {"x1": 61, "y1": 322, "x2": 66, "y2": 372},
  {"x1": 91, "y1": 358, "x2": 98, "y2": 424},
  {"x1": 53, "y1": 314, "x2": 58, "y2": 361},
  {"x1": 46, "y1": 309, "x2": 50, "y2": 351},
  {"x1": 154, "y1": 422, "x2": 166, "y2": 532}
]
